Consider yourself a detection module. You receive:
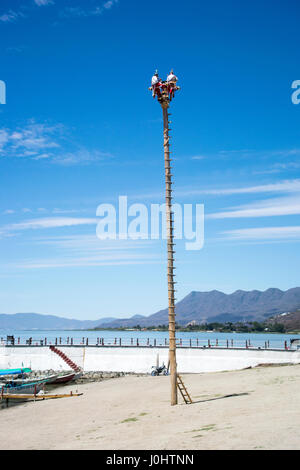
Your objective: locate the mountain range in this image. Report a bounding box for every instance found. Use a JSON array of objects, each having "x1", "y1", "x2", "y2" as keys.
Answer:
[
  {"x1": 95, "y1": 287, "x2": 300, "y2": 328},
  {"x1": 1, "y1": 287, "x2": 300, "y2": 330},
  {"x1": 0, "y1": 313, "x2": 115, "y2": 330}
]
